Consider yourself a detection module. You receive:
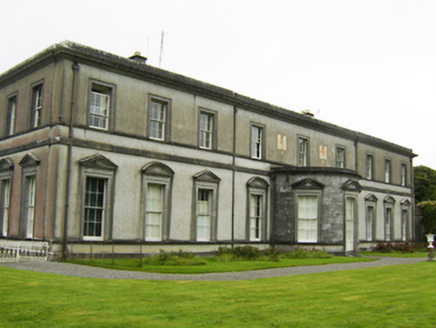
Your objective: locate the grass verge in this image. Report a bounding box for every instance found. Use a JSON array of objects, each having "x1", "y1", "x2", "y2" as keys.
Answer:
[
  {"x1": 360, "y1": 251, "x2": 429, "y2": 258},
  {"x1": 65, "y1": 256, "x2": 375, "y2": 274},
  {"x1": 1, "y1": 262, "x2": 435, "y2": 327}
]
